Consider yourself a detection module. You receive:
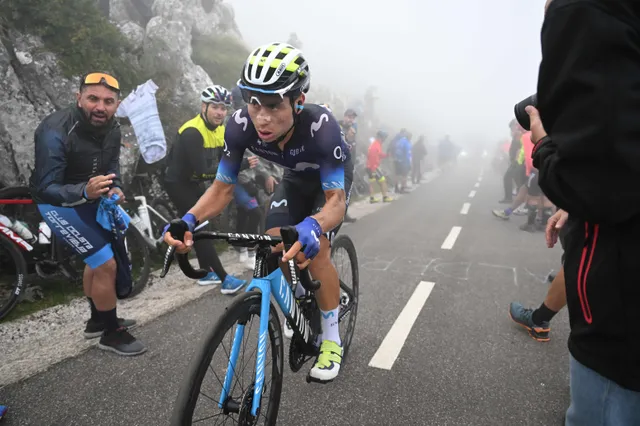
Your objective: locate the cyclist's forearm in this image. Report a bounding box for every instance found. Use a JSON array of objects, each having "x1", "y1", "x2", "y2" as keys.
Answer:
[
  {"x1": 311, "y1": 190, "x2": 346, "y2": 233},
  {"x1": 188, "y1": 180, "x2": 234, "y2": 222}
]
